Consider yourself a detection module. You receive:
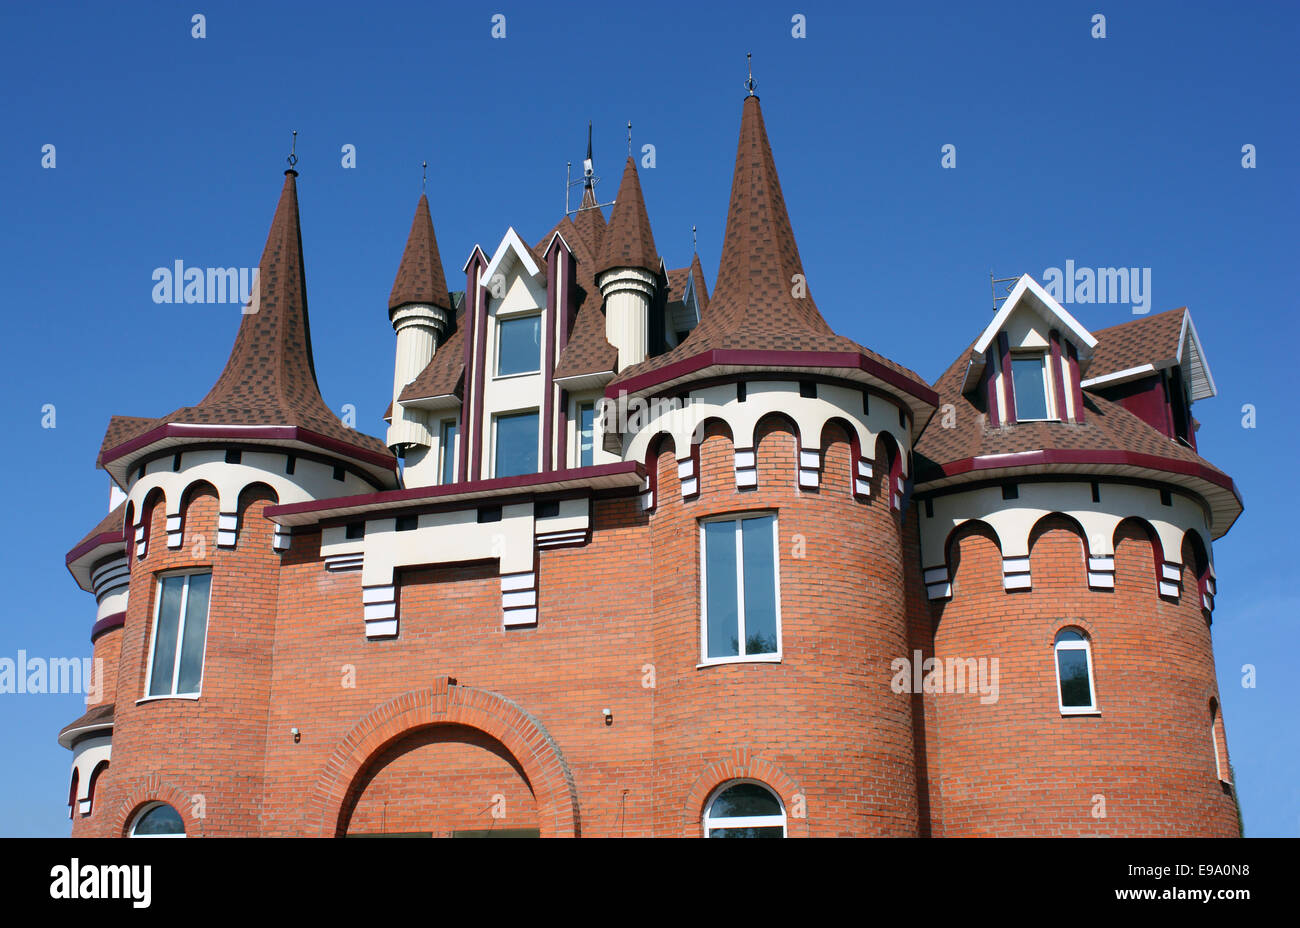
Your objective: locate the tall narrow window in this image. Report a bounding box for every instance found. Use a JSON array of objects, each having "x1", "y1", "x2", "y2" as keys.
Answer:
[
  {"x1": 440, "y1": 419, "x2": 459, "y2": 484},
  {"x1": 496, "y1": 314, "x2": 541, "y2": 376},
  {"x1": 494, "y1": 410, "x2": 538, "y2": 478},
  {"x1": 577, "y1": 402, "x2": 595, "y2": 467},
  {"x1": 1012, "y1": 355, "x2": 1052, "y2": 421},
  {"x1": 145, "y1": 571, "x2": 212, "y2": 697},
  {"x1": 703, "y1": 782, "x2": 786, "y2": 838},
  {"x1": 701, "y1": 514, "x2": 780, "y2": 663},
  {"x1": 1053, "y1": 627, "x2": 1098, "y2": 714}
]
